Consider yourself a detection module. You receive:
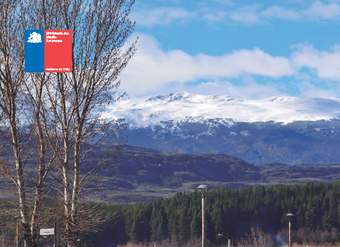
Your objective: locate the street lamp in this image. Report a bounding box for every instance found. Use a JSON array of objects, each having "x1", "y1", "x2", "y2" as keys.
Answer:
[
  {"x1": 286, "y1": 213, "x2": 294, "y2": 247},
  {"x1": 217, "y1": 233, "x2": 231, "y2": 247},
  {"x1": 15, "y1": 216, "x2": 20, "y2": 247},
  {"x1": 197, "y1": 184, "x2": 208, "y2": 247}
]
